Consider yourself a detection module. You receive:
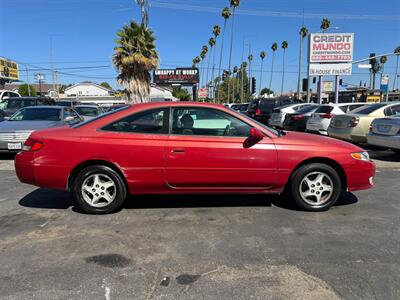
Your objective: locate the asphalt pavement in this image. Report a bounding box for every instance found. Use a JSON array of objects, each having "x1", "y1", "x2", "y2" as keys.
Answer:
[{"x1": 0, "y1": 150, "x2": 399, "y2": 300}]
